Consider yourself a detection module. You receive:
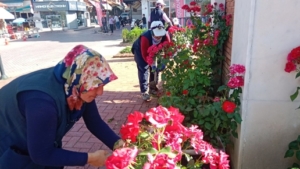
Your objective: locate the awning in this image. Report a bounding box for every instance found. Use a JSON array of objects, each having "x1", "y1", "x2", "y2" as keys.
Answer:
[
  {"x1": 116, "y1": 5, "x2": 123, "y2": 10},
  {"x1": 15, "y1": 5, "x2": 33, "y2": 13},
  {"x1": 0, "y1": 2, "x2": 7, "y2": 8},
  {"x1": 0, "y1": 7, "x2": 15, "y2": 19},
  {"x1": 122, "y1": 2, "x2": 130, "y2": 10},
  {"x1": 102, "y1": 3, "x2": 112, "y2": 10}
]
